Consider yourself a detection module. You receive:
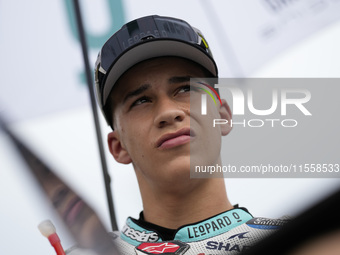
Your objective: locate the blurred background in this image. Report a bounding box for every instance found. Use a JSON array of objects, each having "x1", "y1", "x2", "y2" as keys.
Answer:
[{"x1": 1, "y1": 0, "x2": 340, "y2": 254}]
